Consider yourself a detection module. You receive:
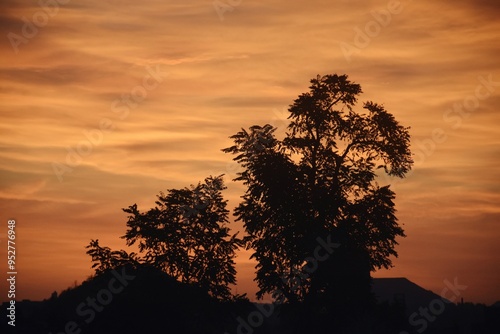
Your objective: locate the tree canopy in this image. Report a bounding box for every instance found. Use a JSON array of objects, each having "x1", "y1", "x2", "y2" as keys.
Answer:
[
  {"x1": 86, "y1": 175, "x2": 243, "y2": 300},
  {"x1": 85, "y1": 239, "x2": 139, "y2": 275},
  {"x1": 223, "y1": 74, "x2": 413, "y2": 304}
]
